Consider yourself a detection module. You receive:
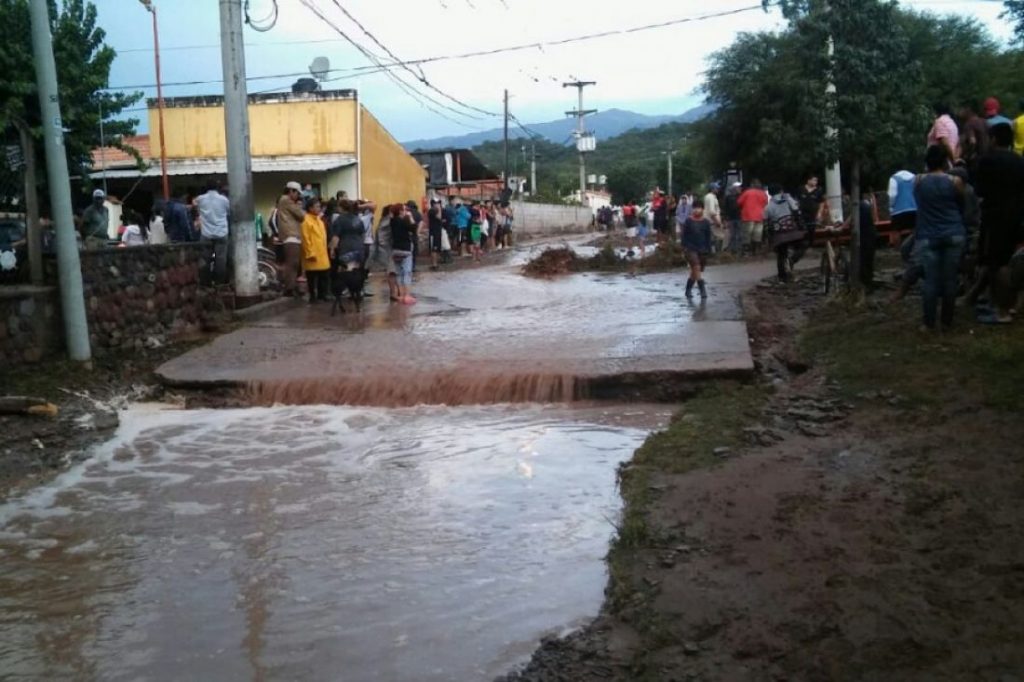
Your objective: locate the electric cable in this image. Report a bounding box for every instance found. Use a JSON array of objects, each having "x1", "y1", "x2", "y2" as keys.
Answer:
[
  {"x1": 244, "y1": 0, "x2": 278, "y2": 32},
  {"x1": 324, "y1": 0, "x2": 498, "y2": 116}
]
